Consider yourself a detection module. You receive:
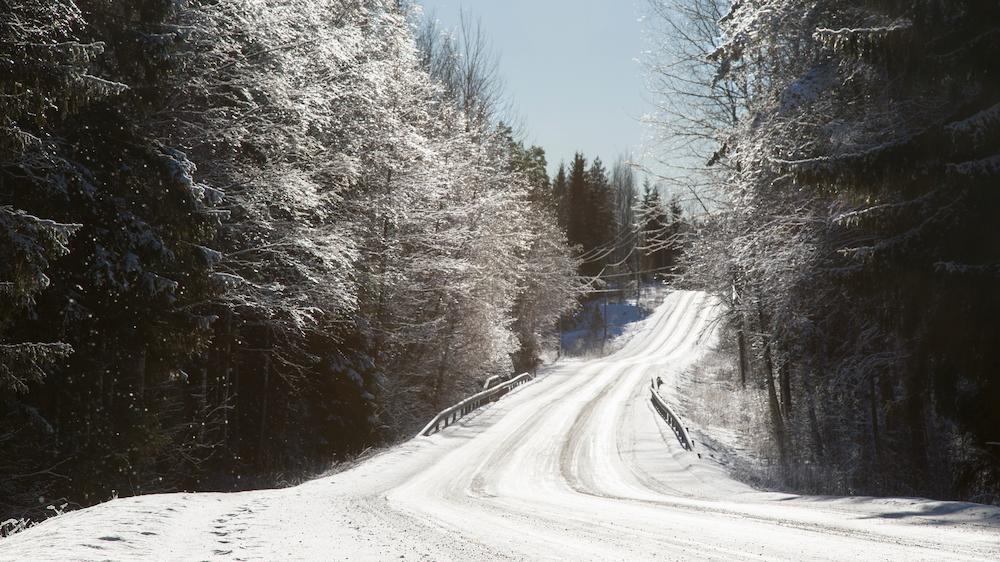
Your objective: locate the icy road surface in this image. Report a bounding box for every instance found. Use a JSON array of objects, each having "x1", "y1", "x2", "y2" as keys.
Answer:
[{"x1": 2, "y1": 291, "x2": 999, "y2": 561}]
